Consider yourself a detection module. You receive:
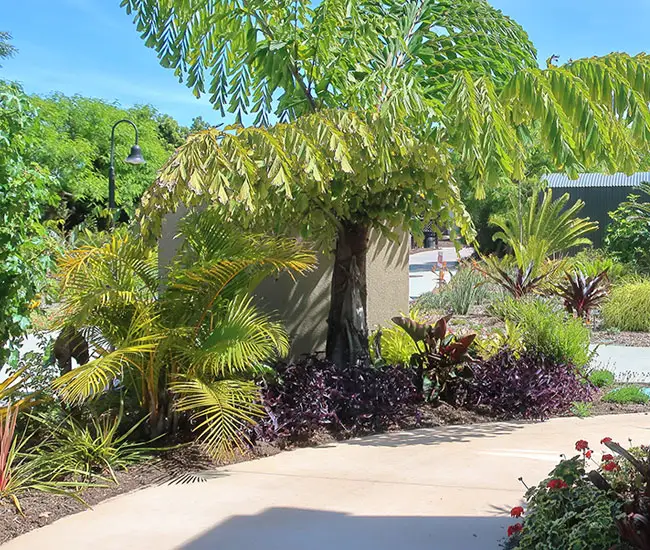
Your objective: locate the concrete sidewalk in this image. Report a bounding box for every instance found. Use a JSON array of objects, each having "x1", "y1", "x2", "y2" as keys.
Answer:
[
  {"x1": 409, "y1": 246, "x2": 474, "y2": 299},
  {"x1": 4, "y1": 413, "x2": 650, "y2": 550},
  {"x1": 592, "y1": 345, "x2": 650, "y2": 383}
]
